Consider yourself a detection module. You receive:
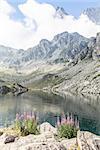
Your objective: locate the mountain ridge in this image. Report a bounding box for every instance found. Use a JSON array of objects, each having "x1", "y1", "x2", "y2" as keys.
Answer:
[
  {"x1": 83, "y1": 7, "x2": 100, "y2": 25},
  {"x1": 0, "y1": 31, "x2": 95, "y2": 68},
  {"x1": 0, "y1": 6, "x2": 100, "y2": 69}
]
